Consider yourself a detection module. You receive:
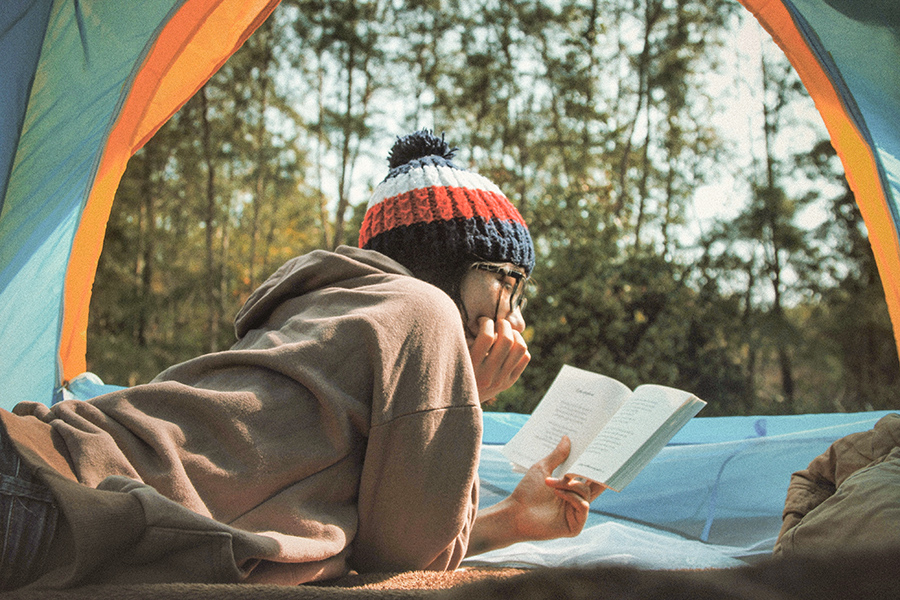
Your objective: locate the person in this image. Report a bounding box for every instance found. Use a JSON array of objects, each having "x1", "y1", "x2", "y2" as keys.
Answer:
[{"x1": 0, "y1": 130, "x2": 604, "y2": 591}]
